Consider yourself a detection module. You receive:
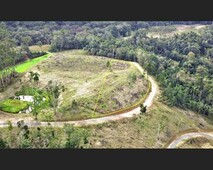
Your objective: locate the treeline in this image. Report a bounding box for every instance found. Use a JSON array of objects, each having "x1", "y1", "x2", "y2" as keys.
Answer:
[
  {"x1": 4, "y1": 21, "x2": 212, "y2": 46},
  {"x1": 0, "y1": 22, "x2": 46, "y2": 91},
  {"x1": 0, "y1": 22, "x2": 19, "y2": 91},
  {"x1": 136, "y1": 26, "x2": 213, "y2": 117},
  {"x1": 50, "y1": 22, "x2": 139, "y2": 61}
]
